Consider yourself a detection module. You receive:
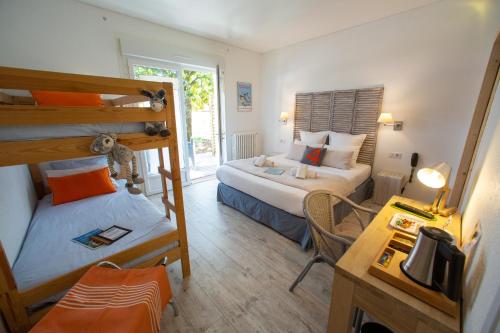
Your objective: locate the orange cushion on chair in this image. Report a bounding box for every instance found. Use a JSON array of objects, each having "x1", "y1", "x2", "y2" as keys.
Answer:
[
  {"x1": 48, "y1": 167, "x2": 116, "y2": 205},
  {"x1": 31, "y1": 90, "x2": 103, "y2": 106}
]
